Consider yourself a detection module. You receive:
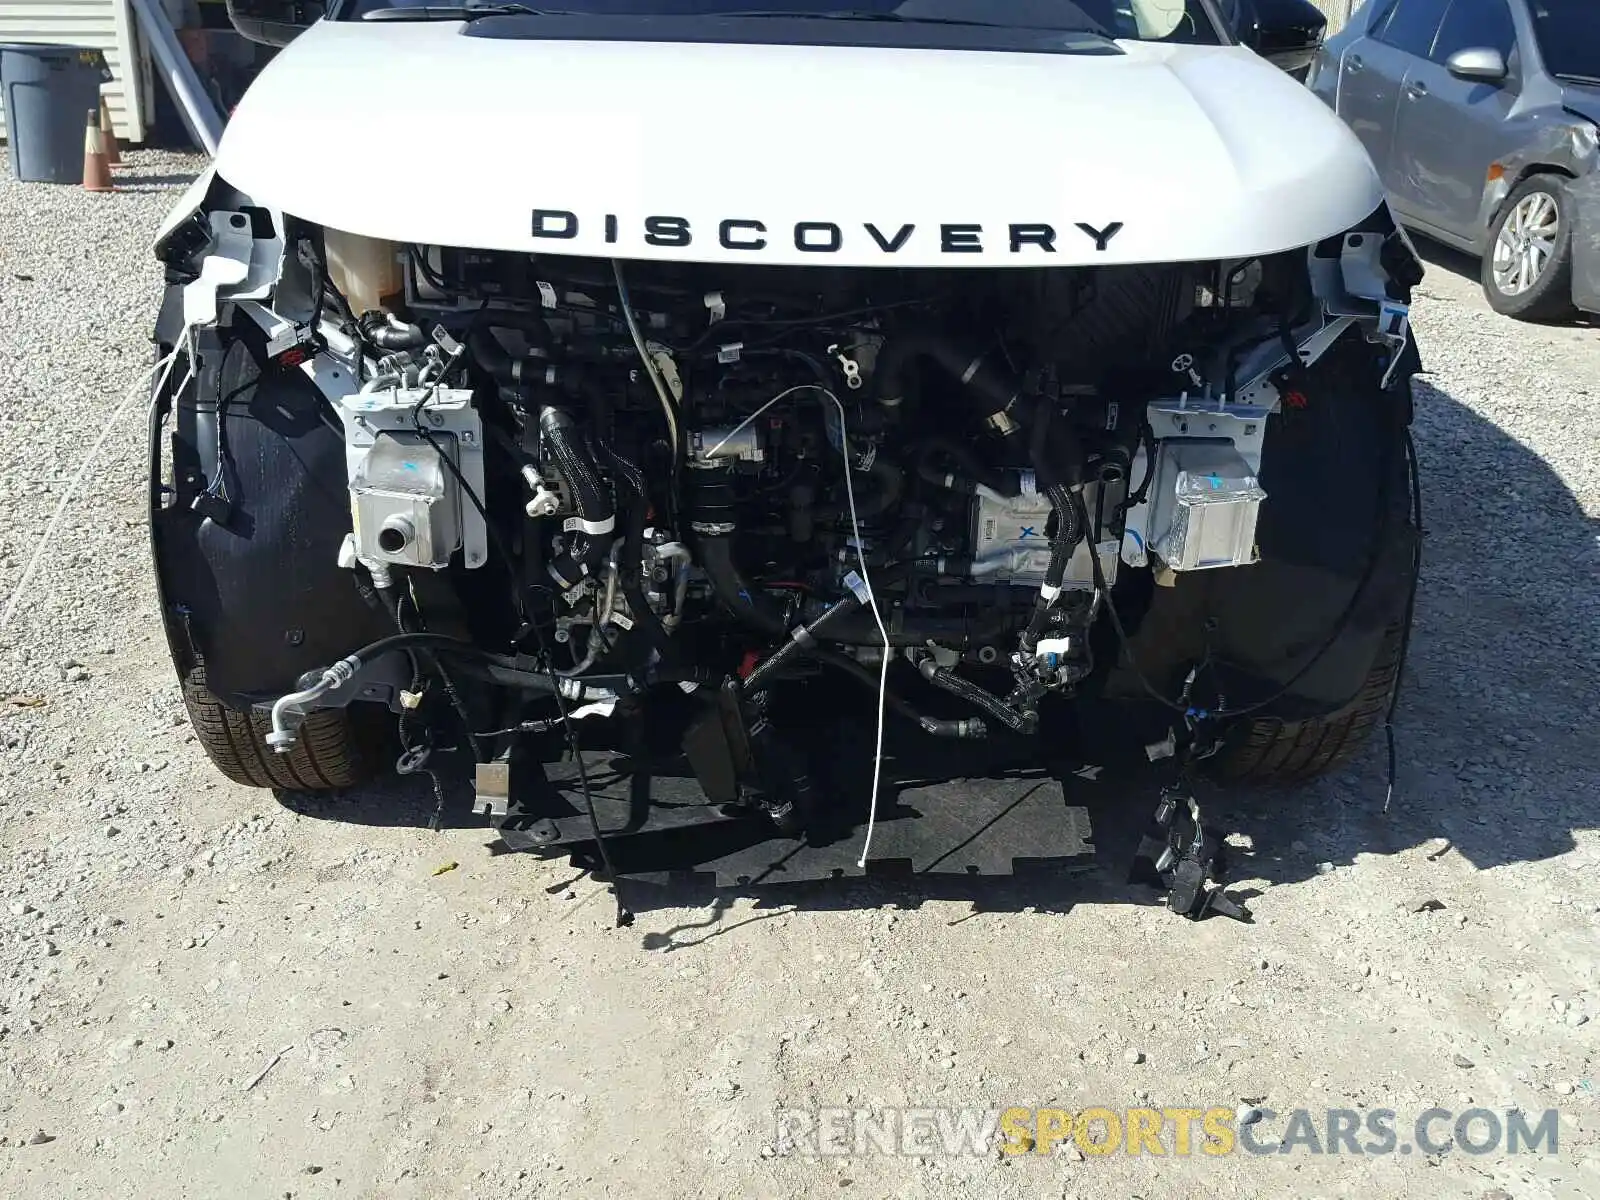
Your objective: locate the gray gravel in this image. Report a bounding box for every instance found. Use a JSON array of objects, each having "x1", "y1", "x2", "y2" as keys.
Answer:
[{"x1": 1, "y1": 153, "x2": 1597, "y2": 1199}]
